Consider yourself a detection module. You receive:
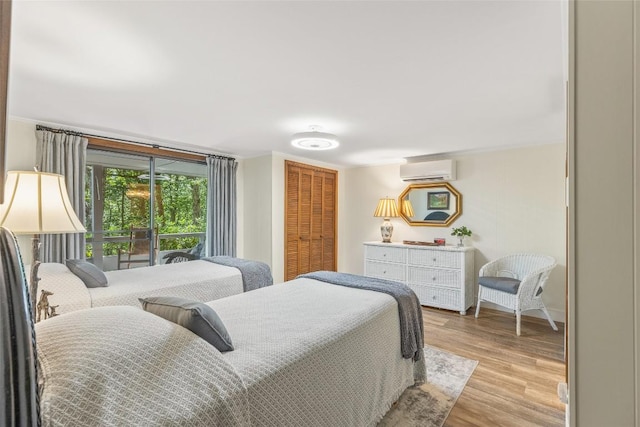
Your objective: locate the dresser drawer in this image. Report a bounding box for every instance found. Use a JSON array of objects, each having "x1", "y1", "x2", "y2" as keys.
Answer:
[
  {"x1": 365, "y1": 261, "x2": 406, "y2": 282},
  {"x1": 408, "y1": 266, "x2": 460, "y2": 289},
  {"x1": 365, "y1": 245, "x2": 406, "y2": 263},
  {"x1": 408, "y1": 249, "x2": 461, "y2": 269},
  {"x1": 410, "y1": 284, "x2": 461, "y2": 311}
]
